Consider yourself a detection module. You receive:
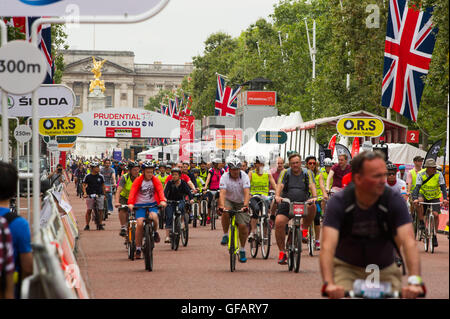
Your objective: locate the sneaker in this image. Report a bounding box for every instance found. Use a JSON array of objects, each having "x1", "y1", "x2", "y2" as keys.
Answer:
[
  {"x1": 302, "y1": 236, "x2": 308, "y2": 244},
  {"x1": 198, "y1": 214, "x2": 202, "y2": 221},
  {"x1": 315, "y1": 241, "x2": 320, "y2": 251},
  {"x1": 165, "y1": 237, "x2": 171, "y2": 244},
  {"x1": 239, "y1": 251, "x2": 247, "y2": 263},
  {"x1": 119, "y1": 228, "x2": 127, "y2": 237},
  {"x1": 221, "y1": 234, "x2": 229, "y2": 246},
  {"x1": 206, "y1": 216, "x2": 211, "y2": 224},
  {"x1": 278, "y1": 251, "x2": 287, "y2": 265},
  {"x1": 154, "y1": 231, "x2": 161, "y2": 243},
  {"x1": 135, "y1": 249, "x2": 142, "y2": 259},
  {"x1": 97, "y1": 224, "x2": 105, "y2": 230},
  {"x1": 432, "y1": 235, "x2": 438, "y2": 247},
  {"x1": 84, "y1": 225, "x2": 90, "y2": 231}
]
